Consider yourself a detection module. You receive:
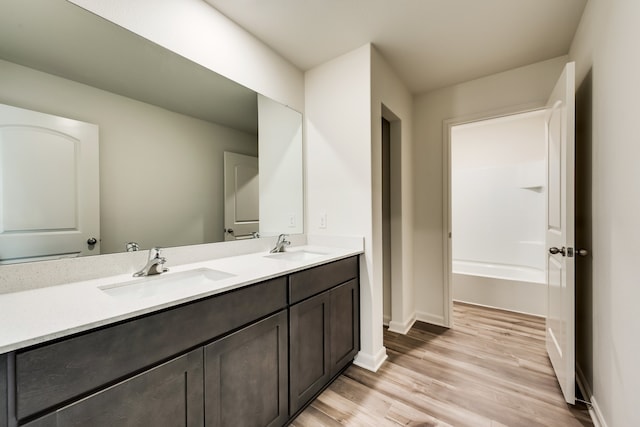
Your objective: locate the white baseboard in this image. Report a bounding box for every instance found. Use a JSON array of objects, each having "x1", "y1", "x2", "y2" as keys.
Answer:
[
  {"x1": 415, "y1": 310, "x2": 446, "y2": 327},
  {"x1": 388, "y1": 314, "x2": 416, "y2": 335},
  {"x1": 353, "y1": 346, "x2": 388, "y2": 372},
  {"x1": 383, "y1": 314, "x2": 390, "y2": 327},
  {"x1": 576, "y1": 364, "x2": 608, "y2": 427}
]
